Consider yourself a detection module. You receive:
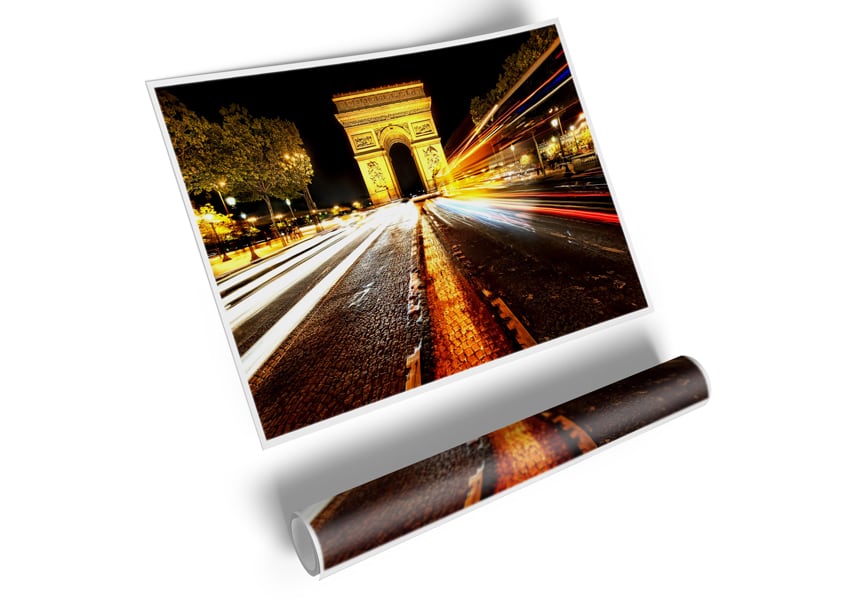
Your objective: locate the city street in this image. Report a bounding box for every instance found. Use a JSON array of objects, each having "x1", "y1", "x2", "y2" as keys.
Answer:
[
  {"x1": 215, "y1": 184, "x2": 647, "y2": 439},
  {"x1": 227, "y1": 203, "x2": 424, "y2": 438},
  {"x1": 424, "y1": 185, "x2": 647, "y2": 342}
]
